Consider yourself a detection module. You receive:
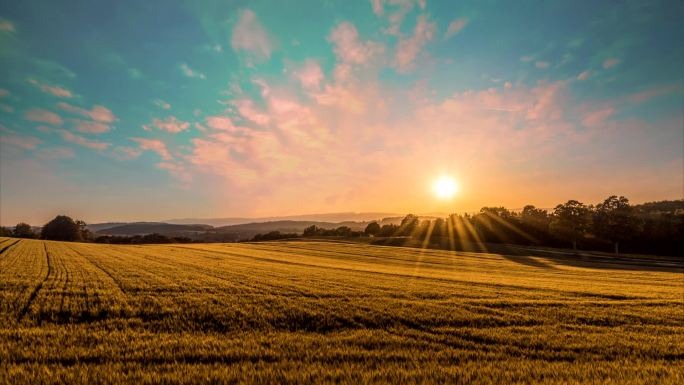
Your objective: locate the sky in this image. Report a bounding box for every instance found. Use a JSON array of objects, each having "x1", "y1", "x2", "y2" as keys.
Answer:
[{"x1": 0, "y1": 0, "x2": 682, "y2": 225}]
